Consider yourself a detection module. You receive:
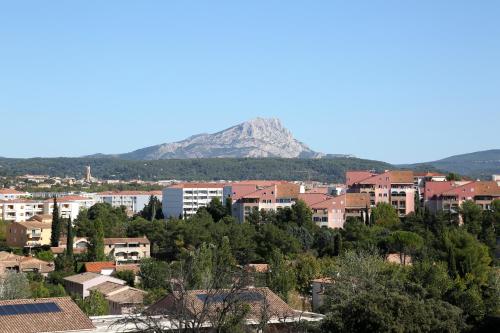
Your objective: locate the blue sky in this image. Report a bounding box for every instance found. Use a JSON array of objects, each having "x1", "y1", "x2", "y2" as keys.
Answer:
[{"x1": 0, "y1": 1, "x2": 499, "y2": 164}]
